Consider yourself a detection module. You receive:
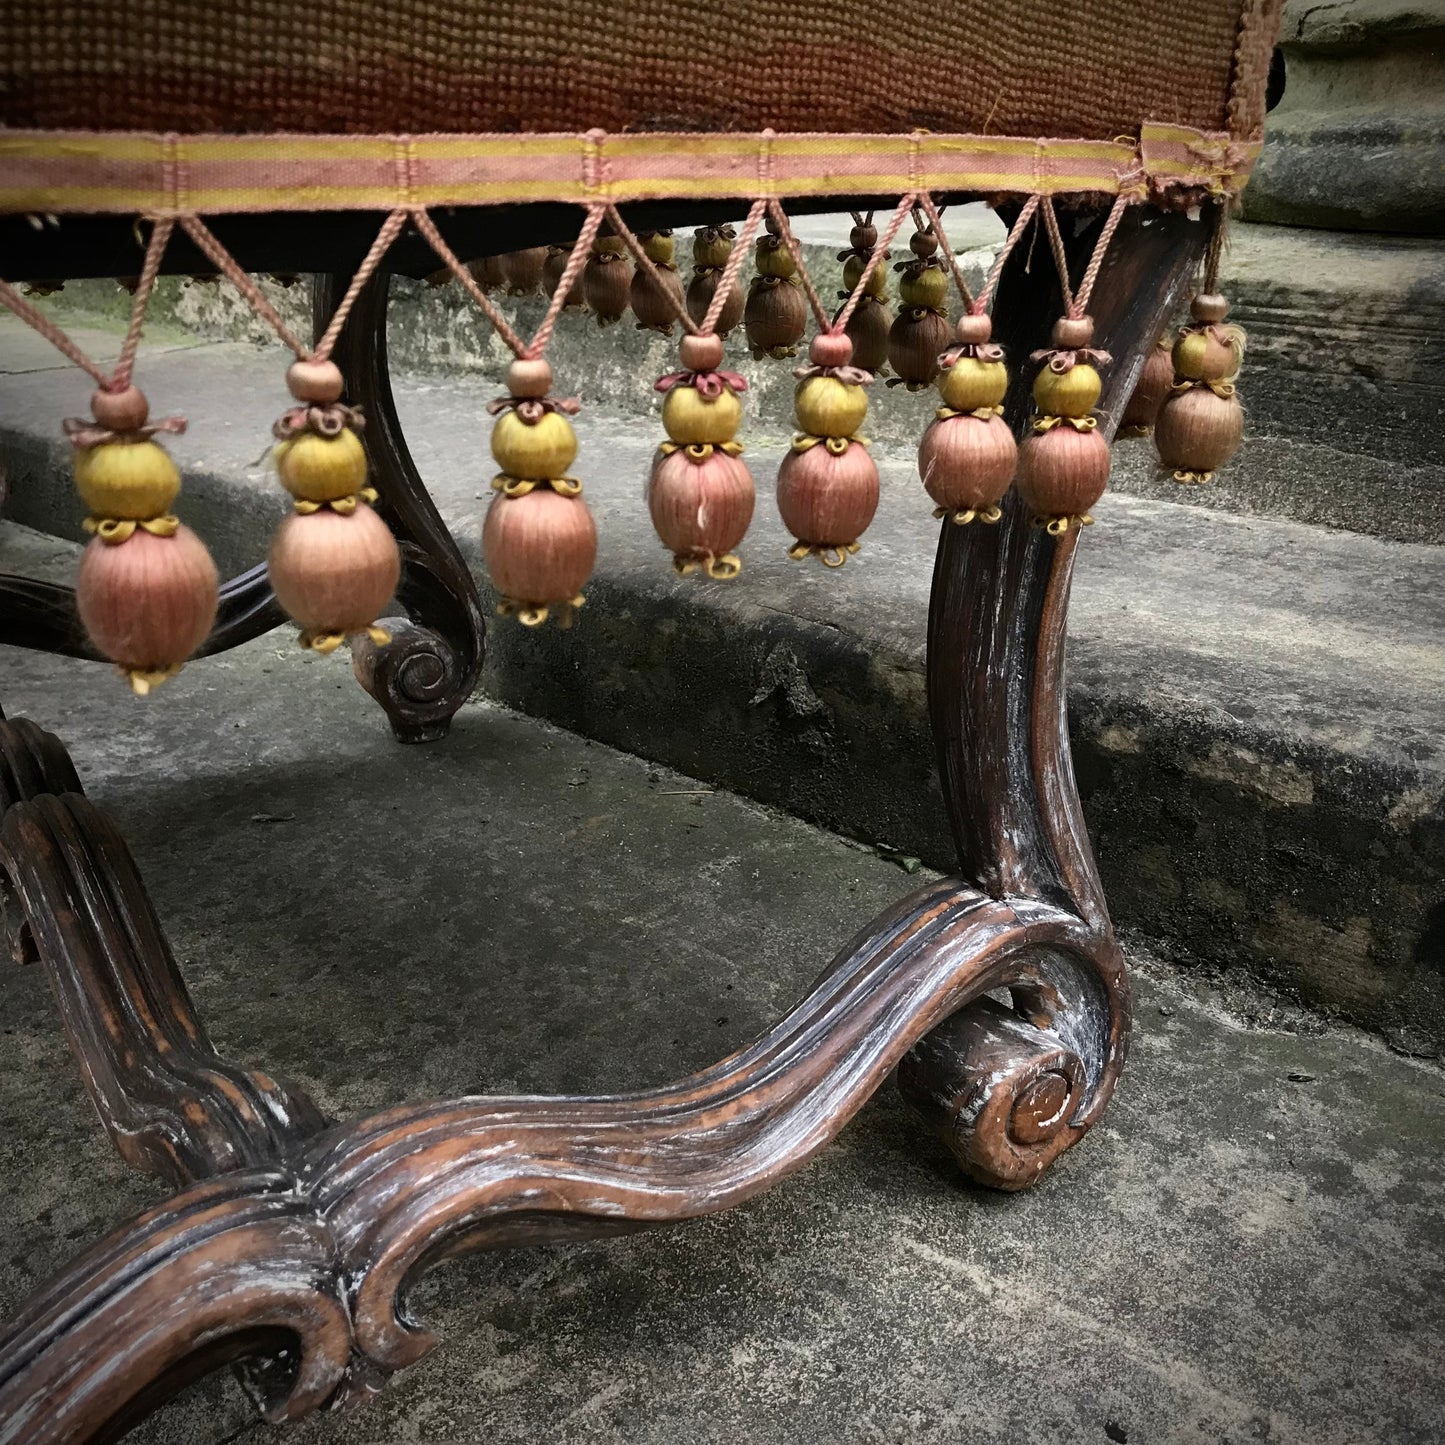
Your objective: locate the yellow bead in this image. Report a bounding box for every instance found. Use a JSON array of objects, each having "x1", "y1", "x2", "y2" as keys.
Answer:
[
  {"x1": 755, "y1": 240, "x2": 798, "y2": 279},
  {"x1": 643, "y1": 232, "x2": 675, "y2": 265},
  {"x1": 662, "y1": 385, "x2": 742, "y2": 446},
  {"x1": 898, "y1": 267, "x2": 948, "y2": 310},
  {"x1": 73, "y1": 439, "x2": 180, "y2": 520},
  {"x1": 1033, "y1": 363, "x2": 1102, "y2": 419},
  {"x1": 843, "y1": 255, "x2": 888, "y2": 298},
  {"x1": 794, "y1": 376, "x2": 868, "y2": 438},
  {"x1": 693, "y1": 231, "x2": 732, "y2": 269},
  {"x1": 938, "y1": 357, "x2": 1008, "y2": 413},
  {"x1": 491, "y1": 408, "x2": 579, "y2": 480},
  {"x1": 274, "y1": 428, "x2": 368, "y2": 503},
  {"x1": 1172, "y1": 329, "x2": 1236, "y2": 383}
]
